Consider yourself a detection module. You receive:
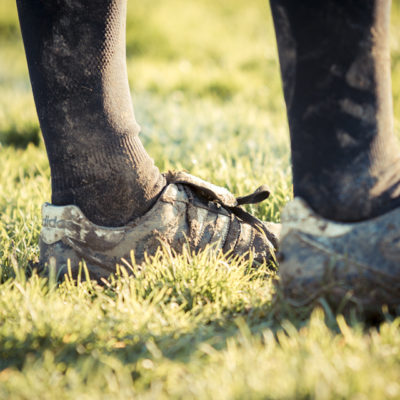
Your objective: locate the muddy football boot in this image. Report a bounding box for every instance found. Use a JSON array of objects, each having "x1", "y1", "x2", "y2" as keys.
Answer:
[
  {"x1": 278, "y1": 198, "x2": 400, "y2": 314},
  {"x1": 40, "y1": 171, "x2": 280, "y2": 280}
]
